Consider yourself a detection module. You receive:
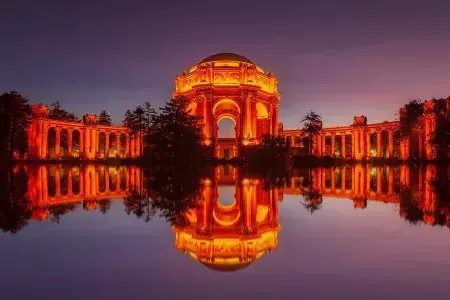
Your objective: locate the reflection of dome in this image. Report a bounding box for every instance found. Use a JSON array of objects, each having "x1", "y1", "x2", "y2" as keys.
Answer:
[
  {"x1": 199, "y1": 52, "x2": 254, "y2": 65},
  {"x1": 174, "y1": 229, "x2": 279, "y2": 272}
]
